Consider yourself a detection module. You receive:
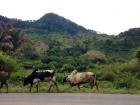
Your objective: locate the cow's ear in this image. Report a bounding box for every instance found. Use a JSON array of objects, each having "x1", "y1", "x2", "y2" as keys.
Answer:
[
  {"x1": 22, "y1": 76, "x2": 25, "y2": 80},
  {"x1": 20, "y1": 77, "x2": 24, "y2": 82},
  {"x1": 64, "y1": 73, "x2": 67, "y2": 76},
  {"x1": 64, "y1": 73, "x2": 68, "y2": 75}
]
